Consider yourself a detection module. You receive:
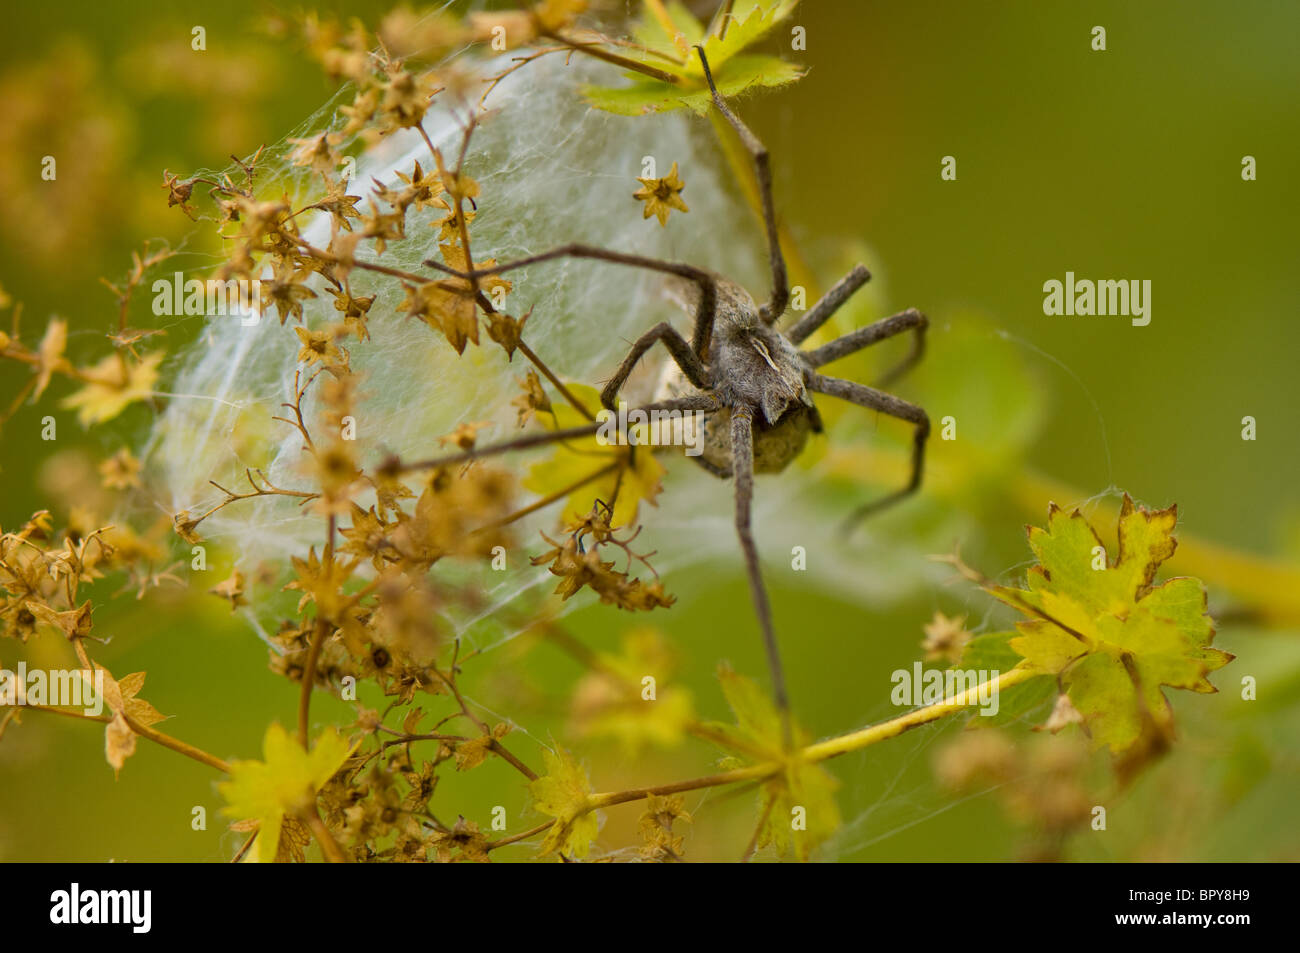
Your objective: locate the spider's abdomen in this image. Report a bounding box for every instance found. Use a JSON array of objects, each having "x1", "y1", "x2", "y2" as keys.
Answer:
[
  {"x1": 700, "y1": 401, "x2": 817, "y2": 474},
  {"x1": 654, "y1": 363, "x2": 819, "y2": 476}
]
